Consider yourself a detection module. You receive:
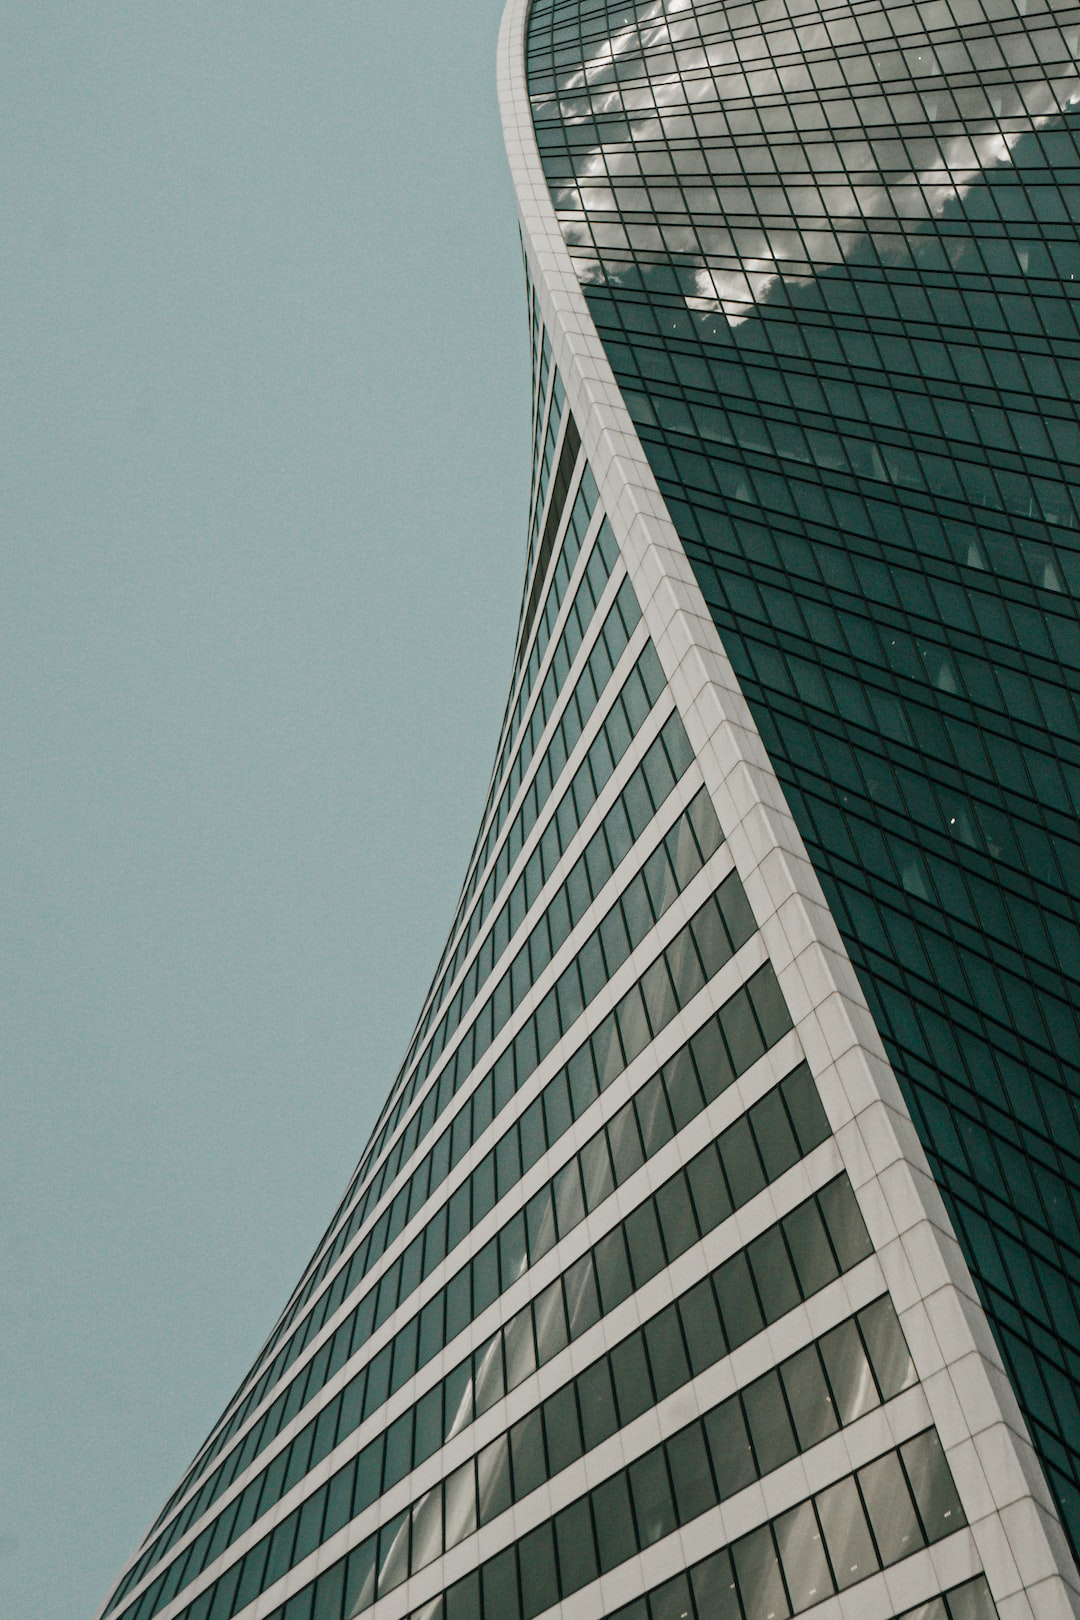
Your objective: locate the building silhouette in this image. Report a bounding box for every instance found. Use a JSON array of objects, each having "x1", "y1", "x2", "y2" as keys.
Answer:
[{"x1": 97, "y1": 1, "x2": 1080, "y2": 1618}]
